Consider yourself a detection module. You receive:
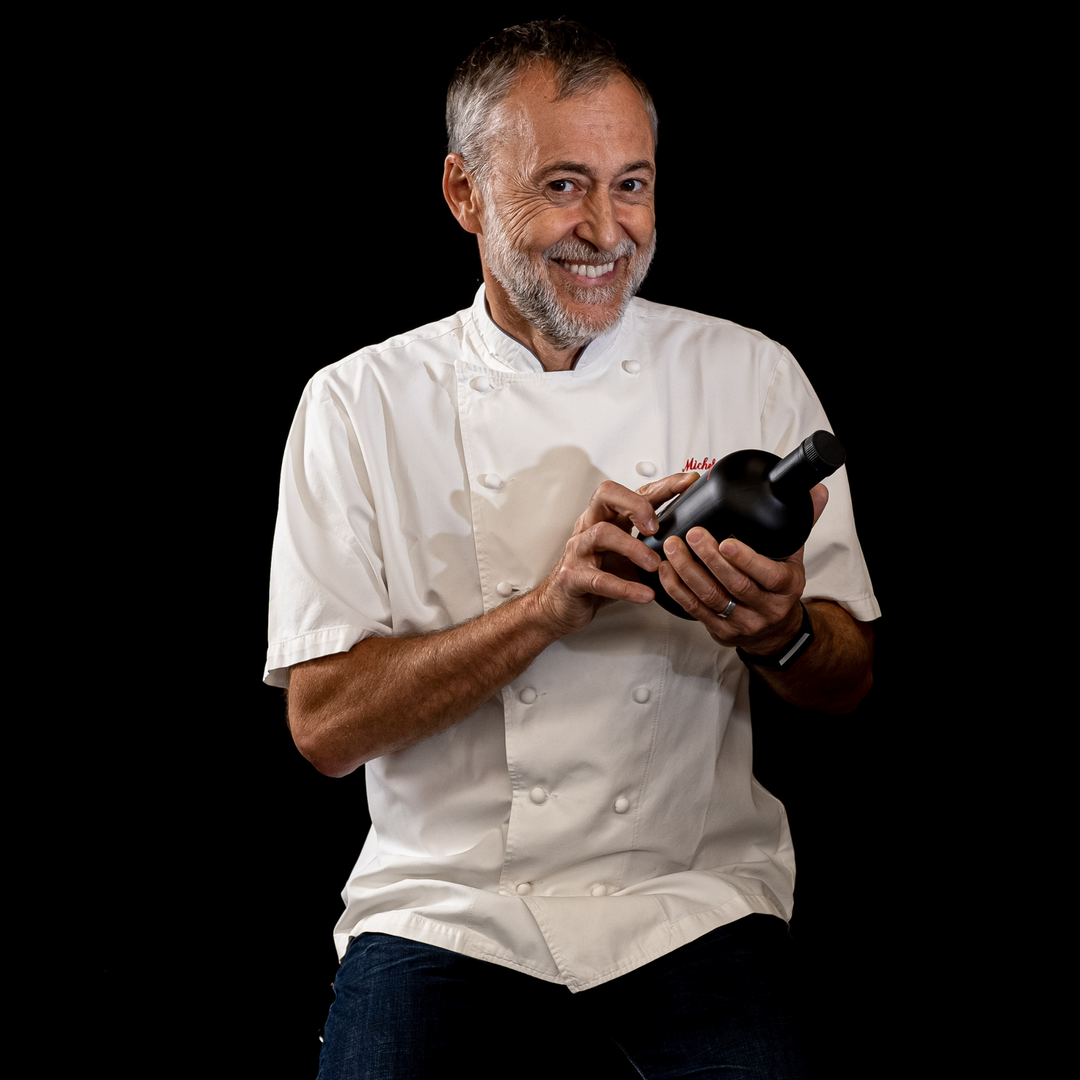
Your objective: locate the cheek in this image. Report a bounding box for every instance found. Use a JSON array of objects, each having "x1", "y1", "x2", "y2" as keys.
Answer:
[
  {"x1": 619, "y1": 204, "x2": 655, "y2": 245},
  {"x1": 499, "y1": 196, "x2": 560, "y2": 242}
]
